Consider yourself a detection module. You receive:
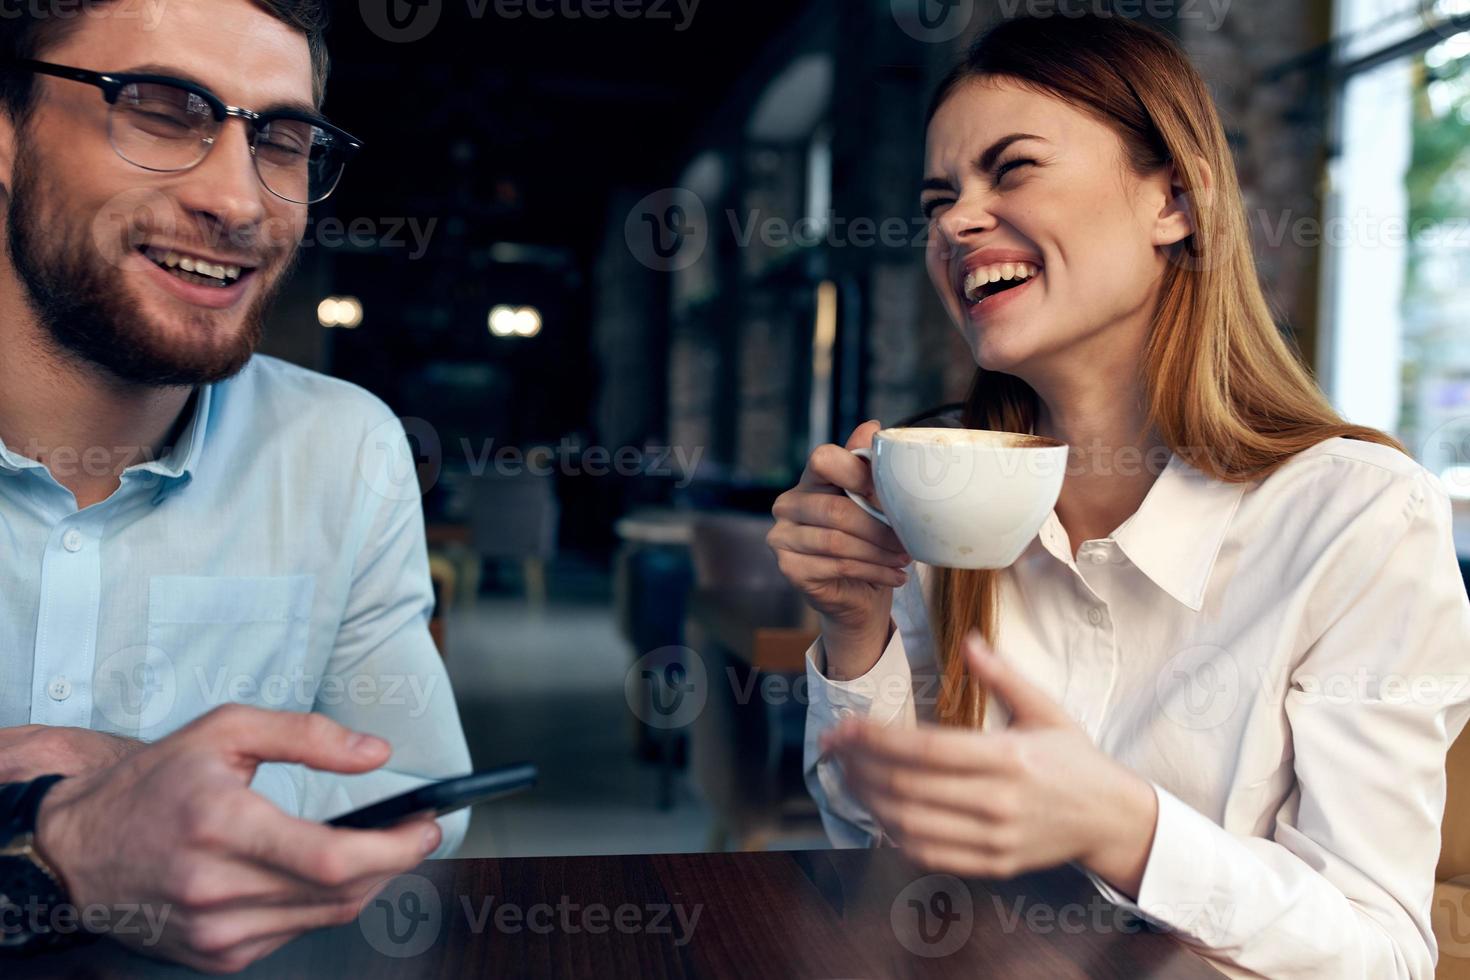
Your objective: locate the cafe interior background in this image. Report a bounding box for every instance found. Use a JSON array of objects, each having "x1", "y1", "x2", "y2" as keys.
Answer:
[{"x1": 262, "y1": 0, "x2": 1470, "y2": 858}]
